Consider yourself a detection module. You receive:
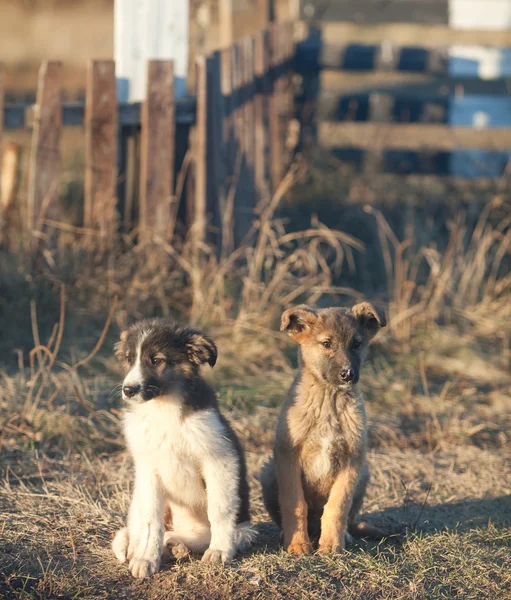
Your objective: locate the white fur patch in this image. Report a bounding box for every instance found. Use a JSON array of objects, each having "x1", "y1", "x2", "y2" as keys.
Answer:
[
  {"x1": 117, "y1": 395, "x2": 248, "y2": 577},
  {"x1": 122, "y1": 332, "x2": 148, "y2": 397}
]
